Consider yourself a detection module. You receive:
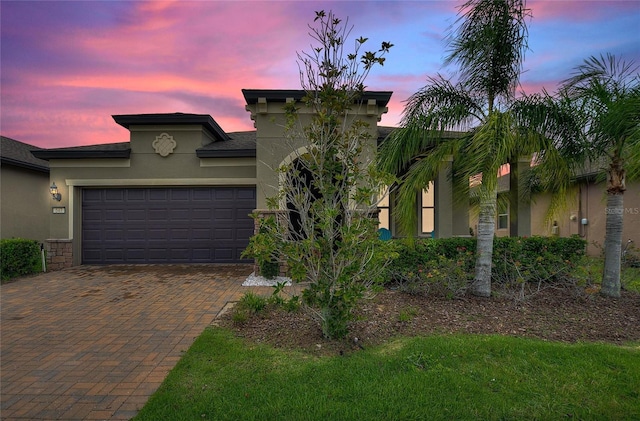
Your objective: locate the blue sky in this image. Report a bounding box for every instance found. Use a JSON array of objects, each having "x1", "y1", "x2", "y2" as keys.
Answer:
[{"x1": 1, "y1": 0, "x2": 639, "y2": 148}]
